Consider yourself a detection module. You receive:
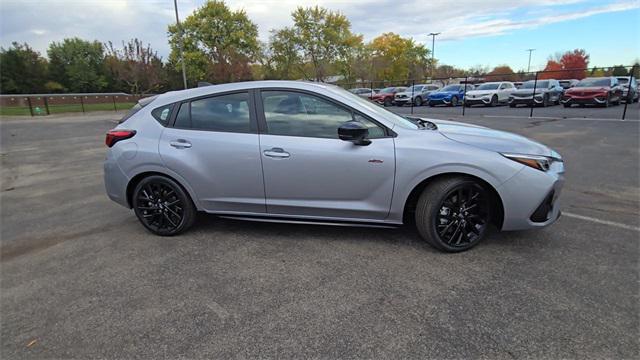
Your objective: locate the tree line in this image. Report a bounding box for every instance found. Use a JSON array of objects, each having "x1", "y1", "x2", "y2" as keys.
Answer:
[{"x1": 1, "y1": 0, "x2": 637, "y2": 95}]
